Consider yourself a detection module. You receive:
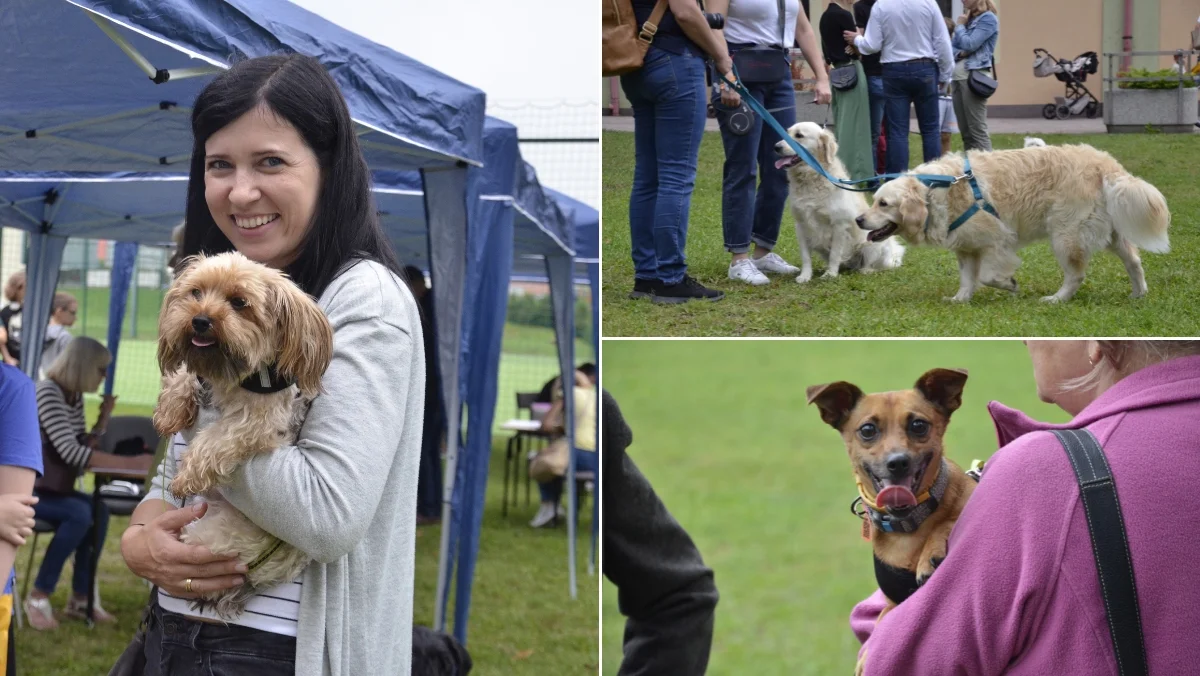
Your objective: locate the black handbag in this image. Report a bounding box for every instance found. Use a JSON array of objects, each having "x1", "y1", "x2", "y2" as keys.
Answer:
[
  {"x1": 107, "y1": 588, "x2": 156, "y2": 676},
  {"x1": 830, "y1": 63, "x2": 858, "y2": 91},
  {"x1": 967, "y1": 58, "x2": 998, "y2": 99}
]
